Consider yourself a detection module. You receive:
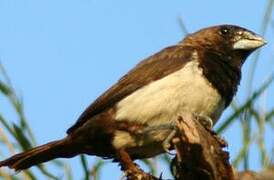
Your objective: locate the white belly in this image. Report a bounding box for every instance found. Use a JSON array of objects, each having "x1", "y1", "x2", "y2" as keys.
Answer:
[{"x1": 113, "y1": 59, "x2": 225, "y2": 150}]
